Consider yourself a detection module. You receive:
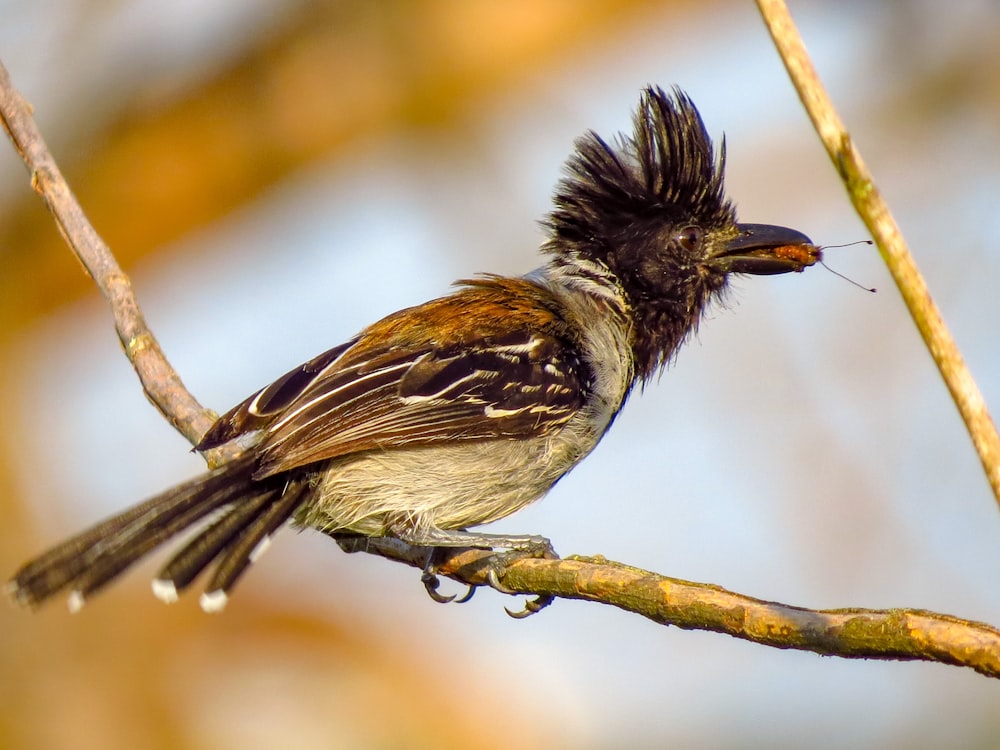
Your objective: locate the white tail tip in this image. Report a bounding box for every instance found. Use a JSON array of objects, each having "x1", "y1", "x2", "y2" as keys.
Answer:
[
  {"x1": 151, "y1": 578, "x2": 179, "y2": 604},
  {"x1": 67, "y1": 590, "x2": 85, "y2": 614},
  {"x1": 200, "y1": 590, "x2": 228, "y2": 613},
  {"x1": 248, "y1": 535, "x2": 272, "y2": 564}
]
